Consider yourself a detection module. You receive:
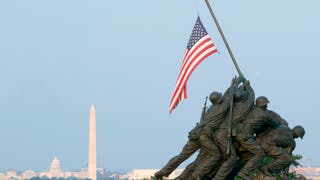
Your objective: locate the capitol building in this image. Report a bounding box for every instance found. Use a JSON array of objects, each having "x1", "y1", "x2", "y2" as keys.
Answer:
[{"x1": 0, "y1": 157, "x2": 89, "y2": 180}]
